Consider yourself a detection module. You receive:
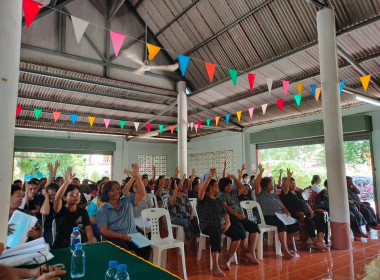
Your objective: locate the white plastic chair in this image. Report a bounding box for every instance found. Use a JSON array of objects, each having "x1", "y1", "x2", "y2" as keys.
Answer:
[
  {"x1": 240, "y1": 200, "x2": 282, "y2": 260},
  {"x1": 52, "y1": 219, "x2": 57, "y2": 244},
  {"x1": 189, "y1": 198, "x2": 197, "y2": 209},
  {"x1": 141, "y1": 208, "x2": 188, "y2": 280},
  {"x1": 146, "y1": 193, "x2": 159, "y2": 208}
]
